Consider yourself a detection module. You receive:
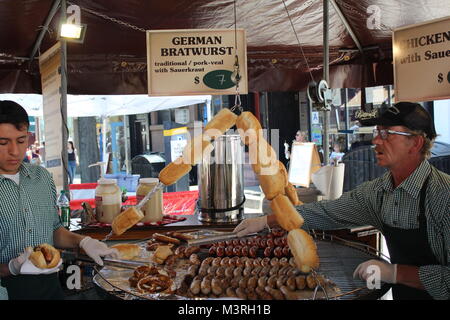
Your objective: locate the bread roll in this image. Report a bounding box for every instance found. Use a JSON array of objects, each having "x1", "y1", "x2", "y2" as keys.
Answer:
[
  {"x1": 258, "y1": 168, "x2": 286, "y2": 200},
  {"x1": 182, "y1": 134, "x2": 214, "y2": 165},
  {"x1": 203, "y1": 108, "x2": 238, "y2": 141},
  {"x1": 278, "y1": 161, "x2": 289, "y2": 188},
  {"x1": 236, "y1": 111, "x2": 262, "y2": 145},
  {"x1": 29, "y1": 243, "x2": 61, "y2": 269},
  {"x1": 287, "y1": 229, "x2": 319, "y2": 273},
  {"x1": 158, "y1": 158, "x2": 192, "y2": 186},
  {"x1": 270, "y1": 194, "x2": 304, "y2": 230},
  {"x1": 250, "y1": 138, "x2": 278, "y2": 175},
  {"x1": 285, "y1": 182, "x2": 302, "y2": 206},
  {"x1": 111, "y1": 206, "x2": 144, "y2": 236},
  {"x1": 111, "y1": 243, "x2": 141, "y2": 260},
  {"x1": 152, "y1": 245, "x2": 173, "y2": 264}
]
